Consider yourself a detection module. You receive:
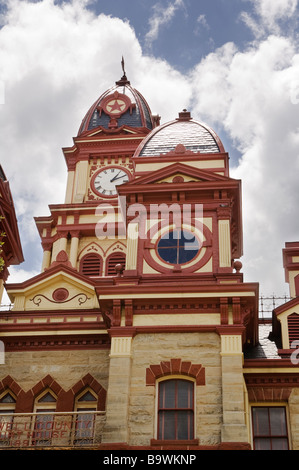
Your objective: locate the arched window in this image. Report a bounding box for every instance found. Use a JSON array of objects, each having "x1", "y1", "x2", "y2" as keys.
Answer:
[
  {"x1": 0, "y1": 391, "x2": 16, "y2": 447},
  {"x1": 33, "y1": 390, "x2": 57, "y2": 447},
  {"x1": 106, "y1": 252, "x2": 126, "y2": 276},
  {"x1": 158, "y1": 379, "x2": 194, "y2": 441},
  {"x1": 73, "y1": 388, "x2": 98, "y2": 446},
  {"x1": 80, "y1": 253, "x2": 102, "y2": 277}
]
